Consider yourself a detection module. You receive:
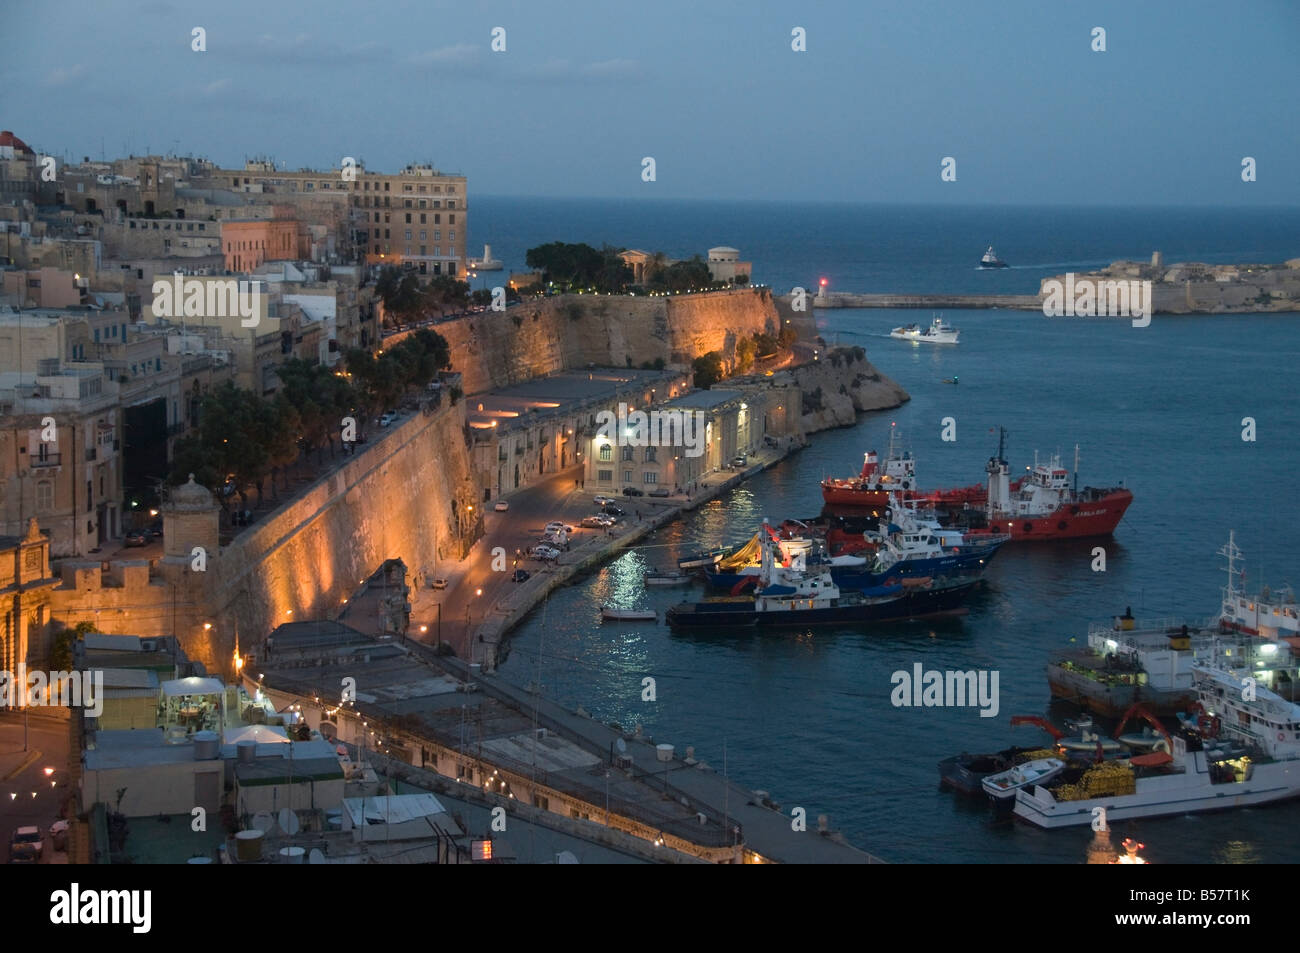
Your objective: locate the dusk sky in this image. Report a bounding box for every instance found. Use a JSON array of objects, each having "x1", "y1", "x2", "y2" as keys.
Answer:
[{"x1": 7, "y1": 0, "x2": 1299, "y2": 205}]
